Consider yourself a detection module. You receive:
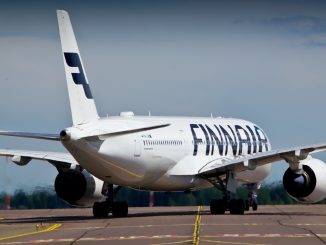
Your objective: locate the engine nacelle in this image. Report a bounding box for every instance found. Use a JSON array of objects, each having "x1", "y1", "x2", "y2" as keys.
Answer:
[
  {"x1": 283, "y1": 157, "x2": 326, "y2": 203},
  {"x1": 54, "y1": 169, "x2": 106, "y2": 206}
]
